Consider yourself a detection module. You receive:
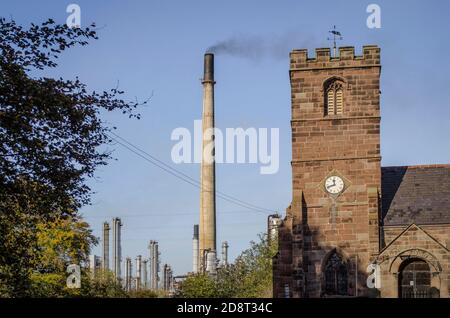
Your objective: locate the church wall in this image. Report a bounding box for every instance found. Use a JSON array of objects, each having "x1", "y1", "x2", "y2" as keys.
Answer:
[
  {"x1": 273, "y1": 45, "x2": 450, "y2": 298},
  {"x1": 274, "y1": 46, "x2": 383, "y2": 298},
  {"x1": 378, "y1": 225, "x2": 450, "y2": 298}
]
